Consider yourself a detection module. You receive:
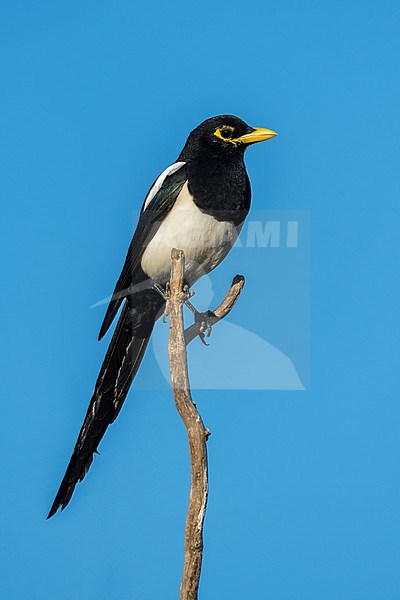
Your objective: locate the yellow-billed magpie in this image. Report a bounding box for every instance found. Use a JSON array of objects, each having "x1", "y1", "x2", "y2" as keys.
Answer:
[{"x1": 48, "y1": 115, "x2": 277, "y2": 518}]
